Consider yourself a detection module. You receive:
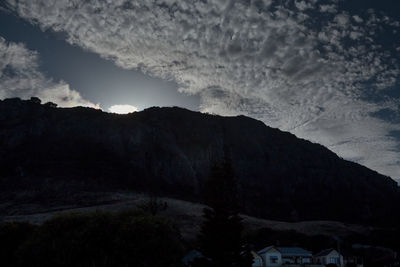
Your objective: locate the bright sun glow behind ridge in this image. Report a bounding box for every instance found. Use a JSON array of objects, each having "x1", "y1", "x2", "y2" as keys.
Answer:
[{"x1": 109, "y1": 104, "x2": 138, "y2": 114}]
